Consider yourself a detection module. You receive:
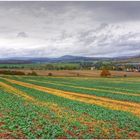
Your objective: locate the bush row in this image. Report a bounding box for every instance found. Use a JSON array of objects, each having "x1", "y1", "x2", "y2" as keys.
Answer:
[{"x1": 0, "y1": 70, "x2": 38, "y2": 76}]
